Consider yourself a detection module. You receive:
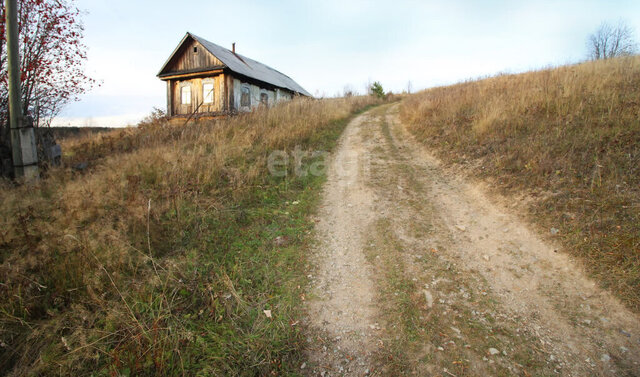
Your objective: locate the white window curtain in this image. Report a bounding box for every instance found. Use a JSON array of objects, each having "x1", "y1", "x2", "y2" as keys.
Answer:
[
  {"x1": 181, "y1": 85, "x2": 191, "y2": 105},
  {"x1": 203, "y1": 83, "x2": 214, "y2": 104}
]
